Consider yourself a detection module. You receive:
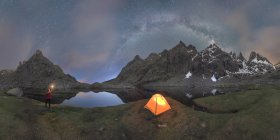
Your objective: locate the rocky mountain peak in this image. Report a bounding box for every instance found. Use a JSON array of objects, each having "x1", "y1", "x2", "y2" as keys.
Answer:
[
  {"x1": 246, "y1": 51, "x2": 274, "y2": 73},
  {"x1": 146, "y1": 53, "x2": 160, "y2": 61},
  {"x1": 200, "y1": 44, "x2": 227, "y2": 62},
  {"x1": 229, "y1": 52, "x2": 237, "y2": 59},
  {"x1": 179, "y1": 40, "x2": 185, "y2": 45},
  {"x1": 171, "y1": 41, "x2": 187, "y2": 51},
  {"x1": 28, "y1": 50, "x2": 47, "y2": 62},
  {"x1": 35, "y1": 49, "x2": 43, "y2": 56},
  {"x1": 205, "y1": 43, "x2": 221, "y2": 52},
  {"x1": 237, "y1": 52, "x2": 246, "y2": 61},
  {"x1": 125, "y1": 55, "x2": 144, "y2": 69},
  {"x1": 248, "y1": 51, "x2": 271, "y2": 64},
  {"x1": 160, "y1": 49, "x2": 169, "y2": 57},
  {"x1": 3, "y1": 50, "x2": 86, "y2": 89},
  {"x1": 105, "y1": 42, "x2": 277, "y2": 86},
  {"x1": 275, "y1": 62, "x2": 280, "y2": 70},
  {"x1": 132, "y1": 55, "x2": 143, "y2": 62},
  {"x1": 17, "y1": 49, "x2": 63, "y2": 75},
  {"x1": 170, "y1": 41, "x2": 197, "y2": 56}
]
